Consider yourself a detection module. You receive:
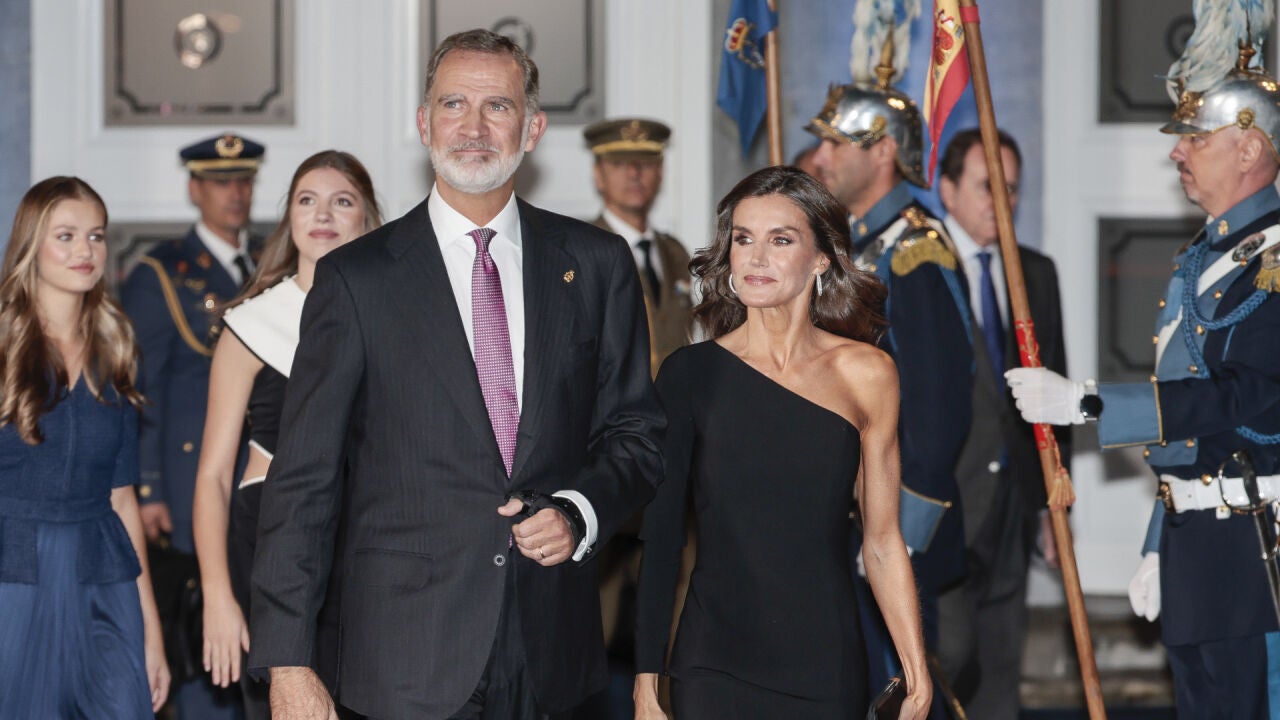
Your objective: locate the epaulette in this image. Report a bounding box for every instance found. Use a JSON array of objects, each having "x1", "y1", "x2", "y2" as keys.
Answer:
[
  {"x1": 1255, "y1": 244, "x2": 1280, "y2": 293},
  {"x1": 902, "y1": 206, "x2": 932, "y2": 230},
  {"x1": 891, "y1": 208, "x2": 957, "y2": 277}
]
